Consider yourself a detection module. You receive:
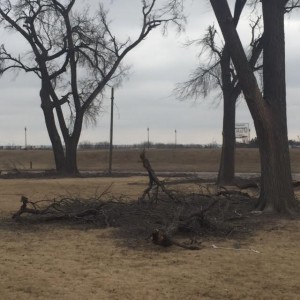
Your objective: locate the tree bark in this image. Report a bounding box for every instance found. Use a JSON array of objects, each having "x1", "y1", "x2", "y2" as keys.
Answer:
[{"x1": 210, "y1": 0, "x2": 297, "y2": 213}]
